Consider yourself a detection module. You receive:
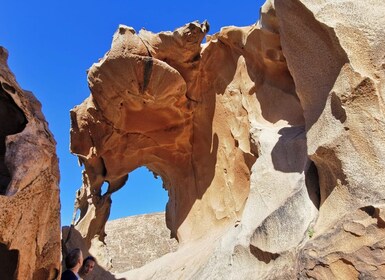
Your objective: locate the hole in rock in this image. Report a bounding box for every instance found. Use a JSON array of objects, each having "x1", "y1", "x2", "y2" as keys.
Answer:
[
  {"x1": 0, "y1": 84, "x2": 27, "y2": 195},
  {"x1": 101, "y1": 181, "x2": 109, "y2": 196},
  {"x1": 74, "y1": 209, "x2": 81, "y2": 224},
  {"x1": 105, "y1": 166, "x2": 178, "y2": 272},
  {"x1": 108, "y1": 166, "x2": 168, "y2": 220},
  {"x1": 0, "y1": 242, "x2": 19, "y2": 280}
]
